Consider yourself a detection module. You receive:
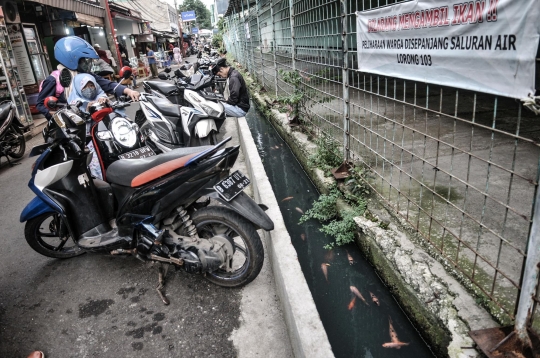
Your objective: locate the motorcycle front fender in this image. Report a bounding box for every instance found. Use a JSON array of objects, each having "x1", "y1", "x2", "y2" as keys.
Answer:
[
  {"x1": 207, "y1": 191, "x2": 274, "y2": 231},
  {"x1": 195, "y1": 119, "x2": 217, "y2": 138},
  {"x1": 20, "y1": 196, "x2": 56, "y2": 223}
]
